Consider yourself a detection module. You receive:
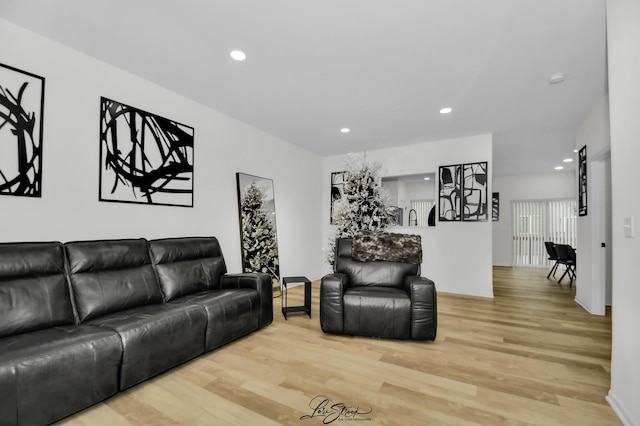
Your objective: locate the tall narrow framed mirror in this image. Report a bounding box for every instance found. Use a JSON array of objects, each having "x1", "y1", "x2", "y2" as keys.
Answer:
[{"x1": 236, "y1": 173, "x2": 280, "y2": 294}]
